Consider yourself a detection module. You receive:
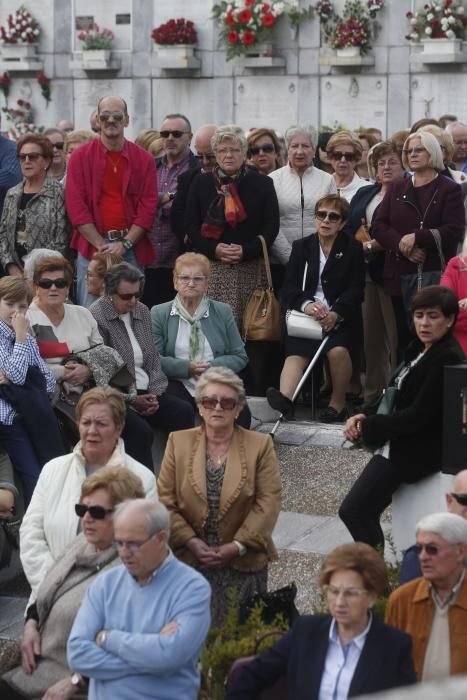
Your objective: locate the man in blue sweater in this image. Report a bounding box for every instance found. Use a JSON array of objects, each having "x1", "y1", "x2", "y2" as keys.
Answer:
[
  {"x1": 67, "y1": 499, "x2": 211, "y2": 700},
  {"x1": 0, "y1": 117, "x2": 22, "y2": 217}
]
